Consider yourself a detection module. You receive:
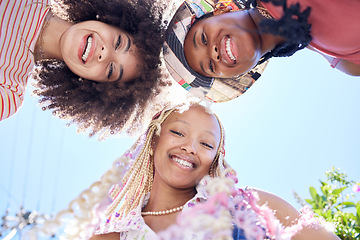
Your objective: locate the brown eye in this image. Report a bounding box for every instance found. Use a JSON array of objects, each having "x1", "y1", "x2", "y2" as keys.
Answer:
[
  {"x1": 108, "y1": 64, "x2": 113, "y2": 79},
  {"x1": 209, "y1": 61, "x2": 214, "y2": 73},
  {"x1": 201, "y1": 142, "x2": 214, "y2": 149},
  {"x1": 115, "y1": 35, "x2": 121, "y2": 49},
  {"x1": 170, "y1": 130, "x2": 184, "y2": 137},
  {"x1": 201, "y1": 32, "x2": 207, "y2": 45}
]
